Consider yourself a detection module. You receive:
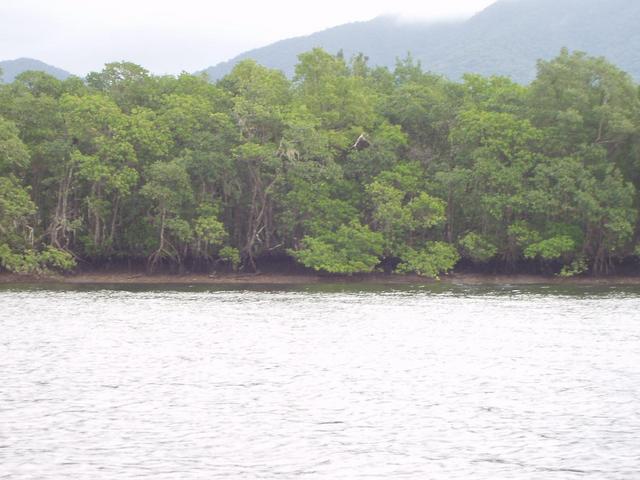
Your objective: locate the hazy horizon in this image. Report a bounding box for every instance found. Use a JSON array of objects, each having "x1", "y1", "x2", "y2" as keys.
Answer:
[{"x1": 0, "y1": 0, "x2": 495, "y2": 75}]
